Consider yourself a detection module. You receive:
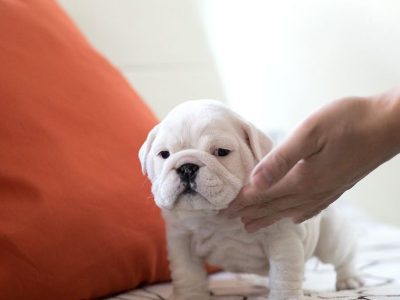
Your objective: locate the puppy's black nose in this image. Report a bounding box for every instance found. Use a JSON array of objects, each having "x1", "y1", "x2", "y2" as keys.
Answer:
[{"x1": 177, "y1": 163, "x2": 199, "y2": 181}]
